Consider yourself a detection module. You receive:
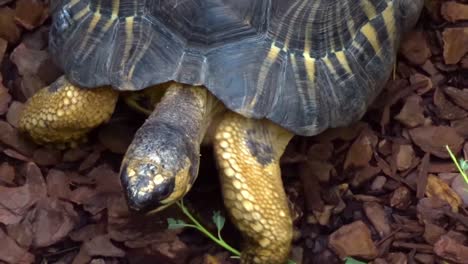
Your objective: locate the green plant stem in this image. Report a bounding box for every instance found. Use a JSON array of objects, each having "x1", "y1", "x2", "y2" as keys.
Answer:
[
  {"x1": 176, "y1": 201, "x2": 241, "y2": 256},
  {"x1": 446, "y1": 145, "x2": 468, "y2": 184}
]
